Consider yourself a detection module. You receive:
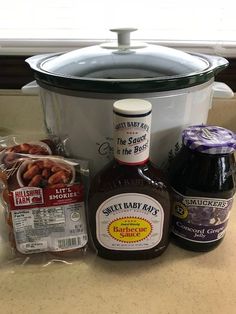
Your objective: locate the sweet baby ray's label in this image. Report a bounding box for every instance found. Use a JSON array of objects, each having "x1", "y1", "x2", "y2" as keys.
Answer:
[
  {"x1": 113, "y1": 112, "x2": 151, "y2": 165},
  {"x1": 96, "y1": 193, "x2": 164, "y2": 250}
]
